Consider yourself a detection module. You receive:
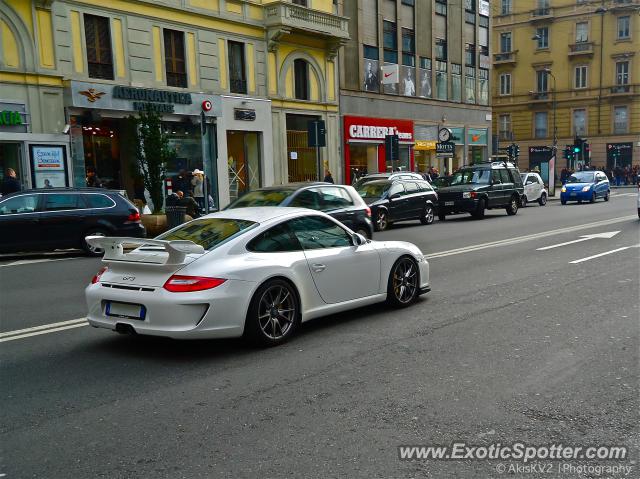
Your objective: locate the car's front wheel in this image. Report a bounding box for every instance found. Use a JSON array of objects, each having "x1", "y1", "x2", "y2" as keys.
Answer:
[
  {"x1": 521, "y1": 195, "x2": 528, "y2": 207},
  {"x1": 386, "y1": 256, "x2": 419, "y2": 307},
  {"x1": 245, "y1": 279, "x2": 299, "y2": 346},
  {"x1": 83, "y1": 228, "x2": 108, "y2": 256},
  {"x1": 420, "y1": 204, "x2": 435, "y2": 225},
  {"x1": 590, "y1": 192, "x2": 596, "y2": 203},
  {"x1": 506, "y1": 195, "x2": 519, "y2": 215}
]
